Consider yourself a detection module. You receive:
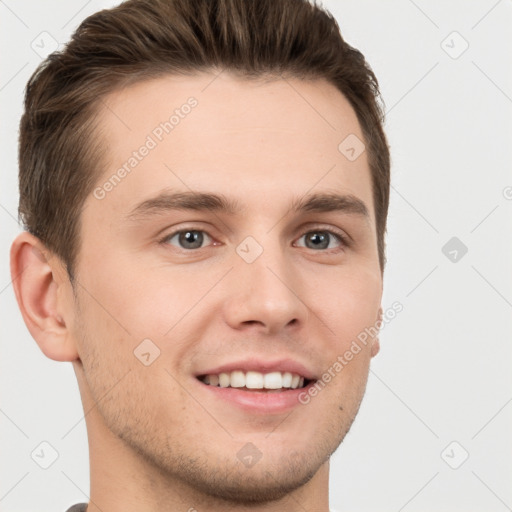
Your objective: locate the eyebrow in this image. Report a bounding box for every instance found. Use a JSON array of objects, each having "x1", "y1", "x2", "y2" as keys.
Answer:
[{"x1": 124, "y1": 190, "x2": 370, "y2": 221}]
